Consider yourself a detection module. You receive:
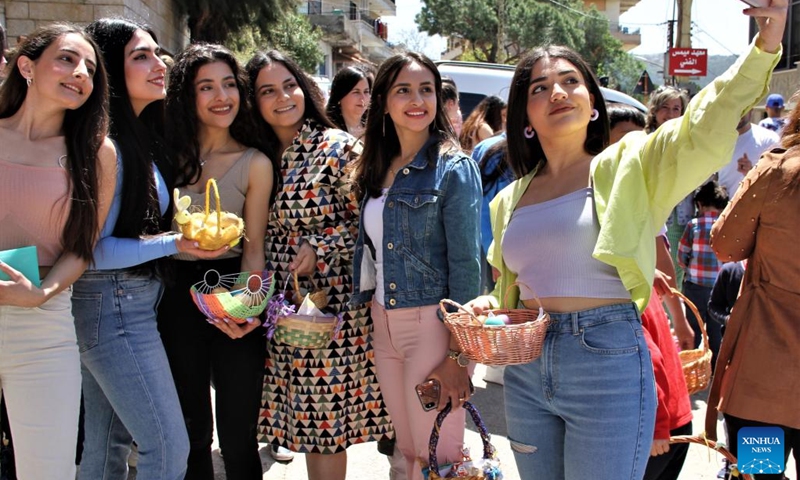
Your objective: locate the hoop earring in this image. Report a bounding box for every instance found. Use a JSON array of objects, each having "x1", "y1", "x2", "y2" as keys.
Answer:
[
  {"x1": 590, "y1": 108, "x2": 599, "y2": 121},
  {"x1": 26, "y1": 77, "x2": 32, "y2": 88},
  {"x1": 382, "y1": 114, "x2": 386, "y2": 137},
  {"x1": 524, "y1": 125, "x2": 535, "y2": 139}
]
